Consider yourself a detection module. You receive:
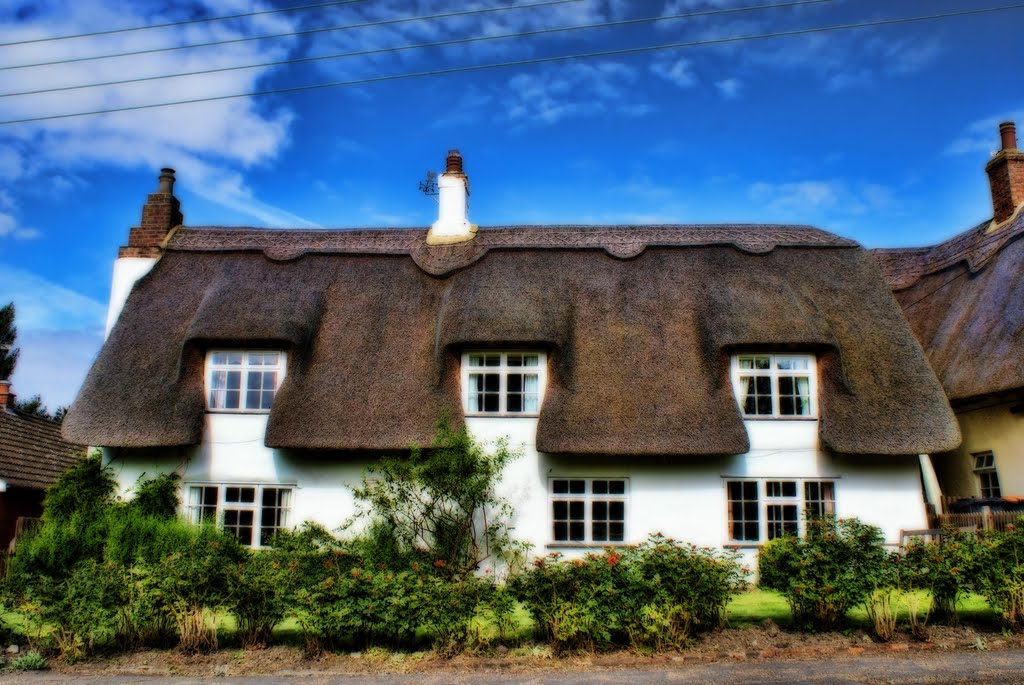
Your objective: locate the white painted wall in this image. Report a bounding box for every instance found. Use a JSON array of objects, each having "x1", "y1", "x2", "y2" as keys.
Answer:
[
  {"x1": 106, "y1": 257, "x2": 157, "y2": 337},
  {"x1": 107, "y1": 412, "x2": 928, "y2": 569}
]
